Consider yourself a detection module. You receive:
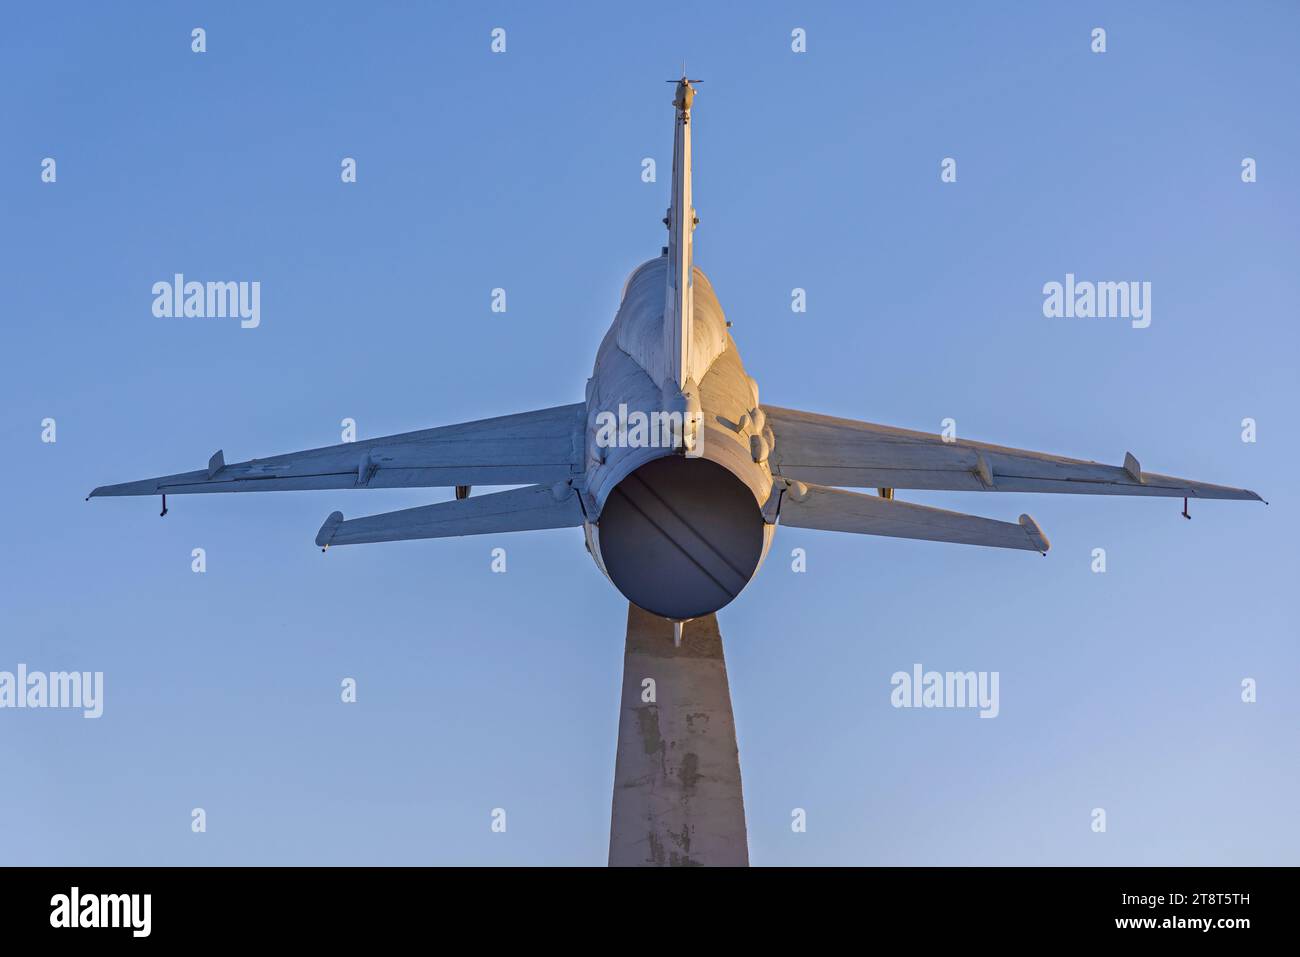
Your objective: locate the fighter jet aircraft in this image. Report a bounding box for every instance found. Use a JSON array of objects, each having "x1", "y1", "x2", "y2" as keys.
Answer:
[{"x1": 91, "y1": 78, "x2": 1261, "y2": 866}]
